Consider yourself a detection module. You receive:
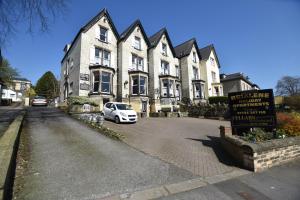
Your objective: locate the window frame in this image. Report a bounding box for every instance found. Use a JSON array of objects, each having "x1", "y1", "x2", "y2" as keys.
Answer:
[
  {"x1": 131, "y1": 54, "x2": 144, "y2": 71},
  {"x1": 192, "y1": 52, "x2": 197, "y2": 63},
  {"x1": 91, "y1": 70, "x2": 112, "y2": 94},
  {"x1": 100, "y1": 26, "x2": 108, "y2": 42},
  {"x1": 161, "y1": 78, "x2": 175, "y2": 98},
  {"x1": 133, "y1": 36, "x2": 141, "y2": 50},
  {"x1": 130, "y1": 75, "x2": 148, "y2": 96},
  {"x1": 161, "y1": 60, "x2": 170, "y2": 75},
  {"x1": 193, "y1": 82, "x2": 205, "y2": 99},
  {"x1": 94, "y1": 47, "x2": 111, "y2": 67},
  {"x1": 162, "y1": 43, "x2": 167, "y2": 56},
  {"x1": 193, "y1": 66, "x2": 199, "y2": 80}
]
